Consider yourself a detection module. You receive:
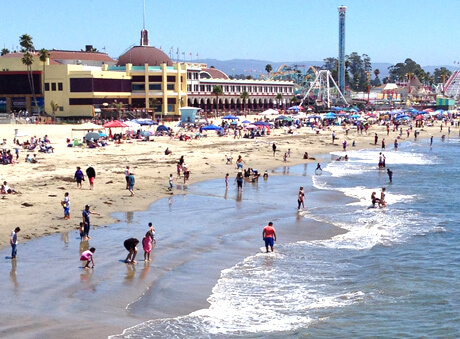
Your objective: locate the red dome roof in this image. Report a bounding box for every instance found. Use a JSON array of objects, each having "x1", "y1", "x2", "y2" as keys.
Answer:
[{"x1": 117, "y1": 46, "x2": 172, "y2": 66}]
